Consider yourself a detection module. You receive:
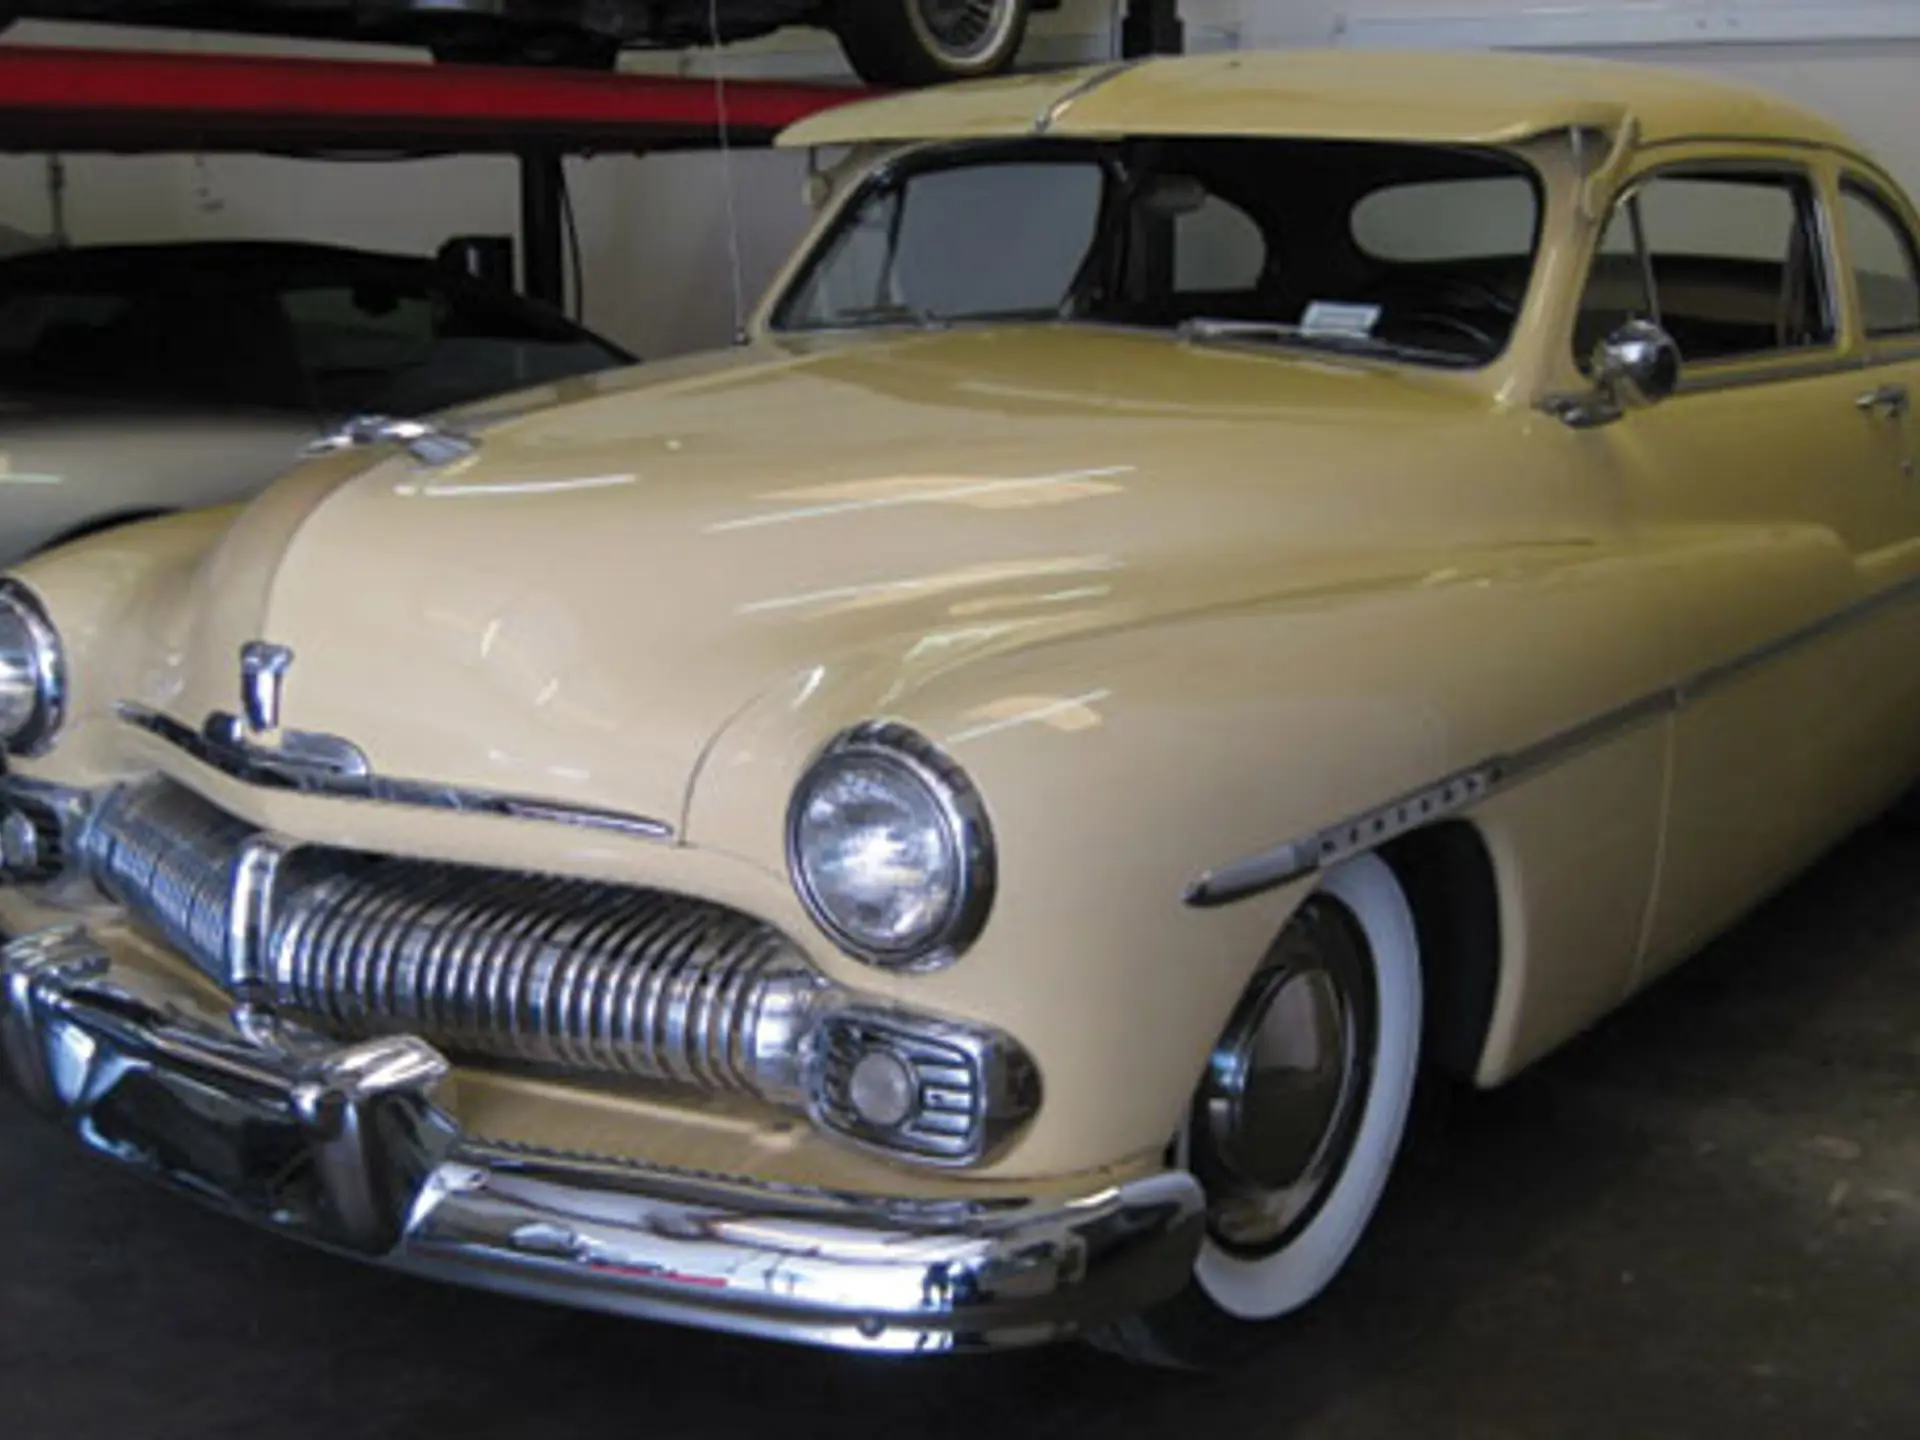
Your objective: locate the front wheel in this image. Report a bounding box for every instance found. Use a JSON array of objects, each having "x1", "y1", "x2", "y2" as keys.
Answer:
[
  {"x1": 1091, "y1": 853, "x2": 1424, "y2": 1367},
  {"x1": 832, "y1": 0, "x2": 1028, "y2": 86}
]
